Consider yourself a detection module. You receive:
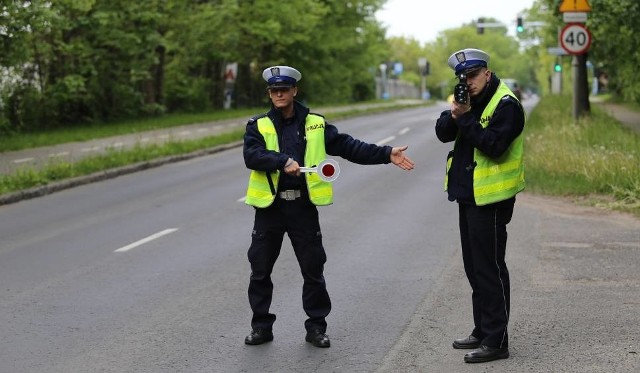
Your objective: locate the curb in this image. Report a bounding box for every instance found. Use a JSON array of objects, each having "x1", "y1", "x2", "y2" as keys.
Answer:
[{"x1": 0, "y1": 141, "x2": 243, "y2": 206}]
